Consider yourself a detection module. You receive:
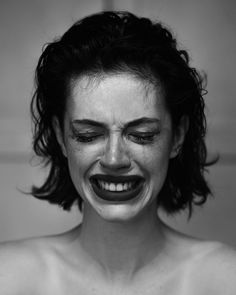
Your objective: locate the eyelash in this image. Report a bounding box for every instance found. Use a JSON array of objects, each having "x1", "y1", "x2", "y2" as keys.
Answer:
[
  {"x1": 128, "y1": 133, "x2": 156, "y2": 145},
  {"x1": 72, "y1": 133, "x2": 101, "y2": 143},
  {"x1": 72, "y1": 132, "x2": 157, "y2": 145}
]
